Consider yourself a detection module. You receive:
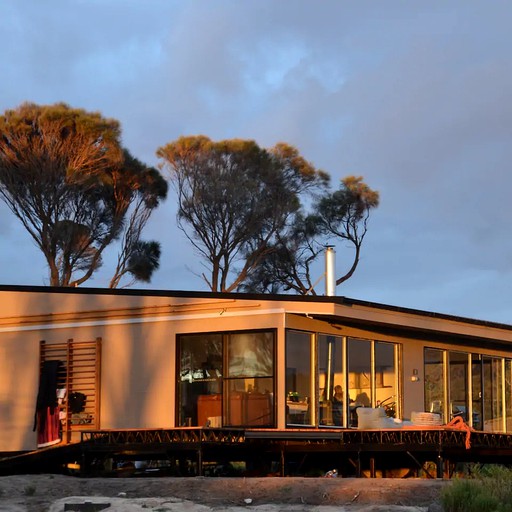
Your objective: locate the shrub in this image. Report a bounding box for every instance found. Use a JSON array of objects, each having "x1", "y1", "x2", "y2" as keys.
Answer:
[{"x1": 442, "y1": 465, "x2": 512, "y2": 512}]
